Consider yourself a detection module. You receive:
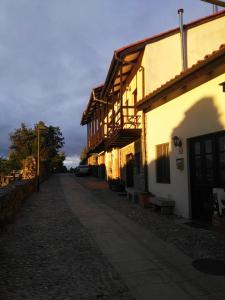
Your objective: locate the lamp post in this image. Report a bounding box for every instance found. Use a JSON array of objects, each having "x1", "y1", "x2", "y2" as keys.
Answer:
[{"x1": 36, "y1": 122, "x2": 48, "y2": 192}]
